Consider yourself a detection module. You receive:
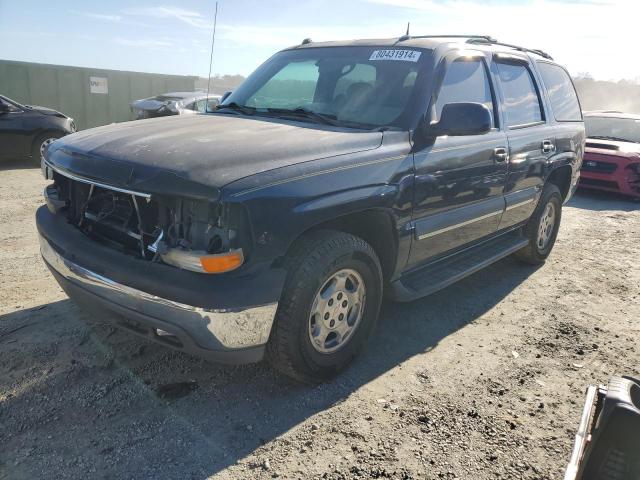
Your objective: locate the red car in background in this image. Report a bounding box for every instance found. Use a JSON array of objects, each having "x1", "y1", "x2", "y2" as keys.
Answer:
[{"x1": 580, "y1": 112, "x2": 640, "y2": 199}]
